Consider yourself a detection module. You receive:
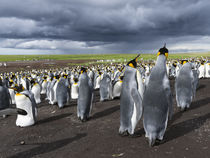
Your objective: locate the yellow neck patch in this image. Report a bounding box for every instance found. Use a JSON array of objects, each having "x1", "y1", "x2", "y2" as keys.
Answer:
[
  {"x1": 129, "y1": 63, "x2": 134, "y2": 68},
  {"x1": 16, "y1": 93, "x2": 23, "y2": 96},
  {"x1": 157, "y1": 52, "x2": 168, "y2": 59},
  {"x1": 183, "y1": 61, "x2": 187, "y2": 65}
]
